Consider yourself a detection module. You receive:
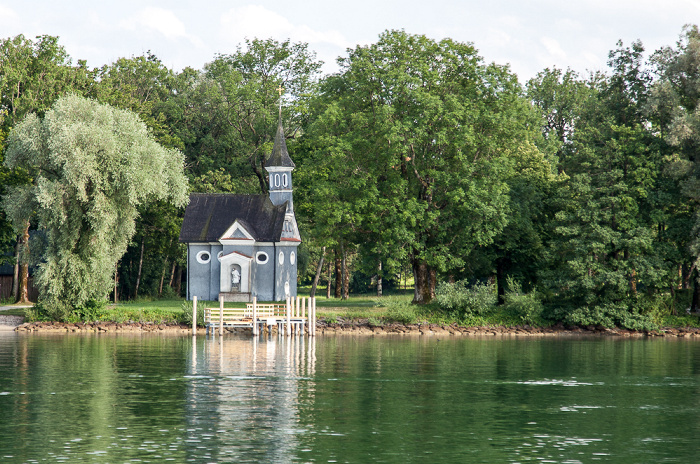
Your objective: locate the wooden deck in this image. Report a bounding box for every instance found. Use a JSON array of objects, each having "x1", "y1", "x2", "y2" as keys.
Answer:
[{"x1": 200, "y1": 297, "x2": 317, "y2": 336}]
